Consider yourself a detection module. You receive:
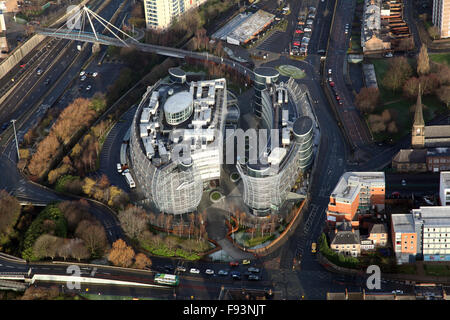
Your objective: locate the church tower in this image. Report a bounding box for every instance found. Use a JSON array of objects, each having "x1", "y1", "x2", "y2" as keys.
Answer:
[{"x1": 411, "y1": 85, "x2": 425, "y2": 149}]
